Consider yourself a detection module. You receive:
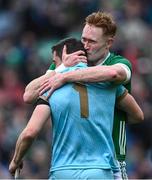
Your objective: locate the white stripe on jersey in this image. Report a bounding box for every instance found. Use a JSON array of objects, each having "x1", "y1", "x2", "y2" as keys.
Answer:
[{"x1": 119, "y1": 121, "x2": 126, "y2": 155}]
